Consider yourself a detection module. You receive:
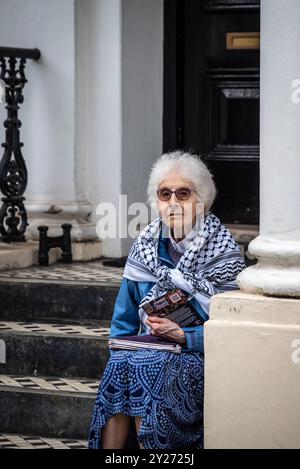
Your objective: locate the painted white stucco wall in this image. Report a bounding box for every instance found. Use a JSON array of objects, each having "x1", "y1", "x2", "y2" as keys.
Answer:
[
  {"x1": 121, "y1": 0, "x2": 164, "y2": 254},
  {"x1": 0, "y1": 0, "x2": 78, "y2": 203},
  {"x1": 75, "y1": 0, "x2": 123, "y2": 255},
  {"x1": 0, "y1": 0, "x2": 97, "y2": 242},
  {"x1": 75, "y1": 0, "x2": 164, "y2": 256}
]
